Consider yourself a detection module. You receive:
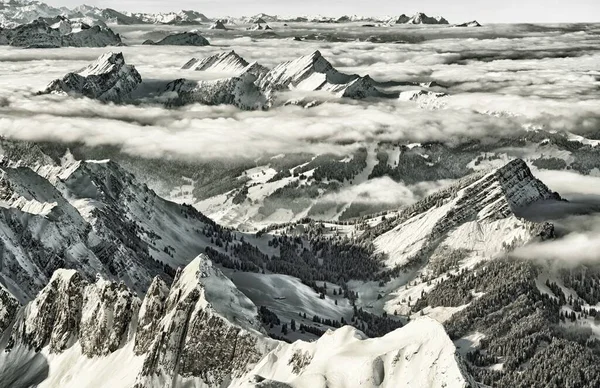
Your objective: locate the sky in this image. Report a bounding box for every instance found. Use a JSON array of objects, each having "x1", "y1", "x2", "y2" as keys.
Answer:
[{"x1": 43, "y1": 0, "x2": 600, "y2": 23}]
